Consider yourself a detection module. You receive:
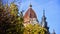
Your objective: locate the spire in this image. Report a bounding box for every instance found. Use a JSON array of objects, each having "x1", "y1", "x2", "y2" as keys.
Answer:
[
  {"x1": 43, "y1": 9, "x2": 45, "y2": 17},
  {"x1": 41, "y1": 10, "x2": 50, "y2": 34},
  {"x1": 41, "y1": 9, "x2": 49, "y2": 30},
  {"x1": 41, "y1": 10, "x2": 47, "y2": 27},
  {"x1": 42, "y1": 10, "x2": 46, "y2": 20}
]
